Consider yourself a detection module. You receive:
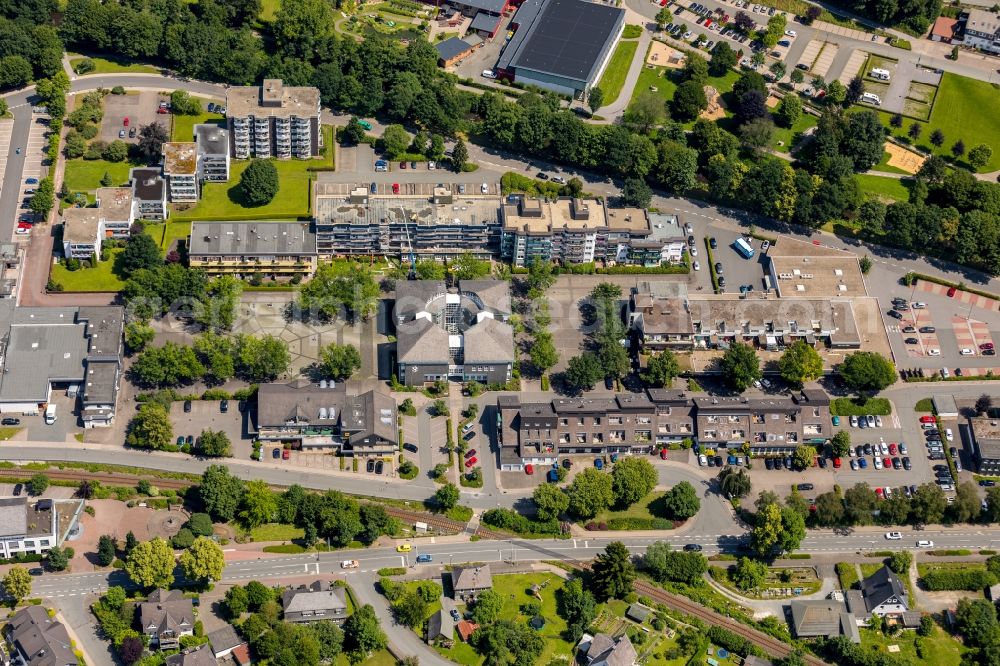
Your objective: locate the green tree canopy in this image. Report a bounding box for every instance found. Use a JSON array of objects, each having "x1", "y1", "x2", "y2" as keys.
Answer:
[
  {"x1": 662, "y1": 481, "x2": 700, "y2": 520},
  {"x1": 2, "y1": 567, "x2": 31, "y2": 603},
  {"x1": 198, "y1": 430, "x2": 232, "y2": 458},
  {"x1": 200, "y1": 465, "x2": 245, "y2": 522},
  {"x1": 567, "y1": 468, "x2": 614, "y2": 519},
  {"x1": 239, "y1": 480, "x2": 277, "y2": 528},
  {"x1": 642, "y1": 541, "x2": 707, "y2": 584},
  {"x1": 125, "y1": 404, "x2": 174, "y2": 450},
  {"x1": 564, "y1": 354, "x2": 603, "y2": 392},
  {"x1": 720, "y1": 342, "x2": 762, "y2": 391},
  {"x1": 591, "y1": 541, "x2": 636, "y2": 600},
  {"x1": 125, "y1": 537, "x2": 175, "y2": 589},
  {"x1": 319, "y1": 343, "x2": 362, "y2": 380},
  {"x1": 533, "y1": 483, "x2": 569, "y2": 521},
  {"x1": 642, "y1": 350, "x2": 680, "y2": 387},
  {"x1": 731, "y1": 557, "x2": 766, "y2": 591},
  {"x1": 119, "y1": 233, "x2": 161, "y2": 276},
  {"x1": 778, "y1": 341, "x2": 823, "y2": 386},
  {"x1": 435, "y1": 483, "x2": 460, "y2": 511},
  {"x1": 472, "y1": 589, "x2": 505, "y2": 624},
  {"x1": 839, "y1": 351, "x2": 896, "y2": 393},
  {"x1": 239, "y1": 158, "x2": 279, "y2": 206},
  {"x1": 179, "y1": 536, "x2": 225, "y2": 582},
  {"x1": 343, "y1": 604, "x2": 387, "y2": 657},
  {"x1": 611, "y1": 456, "x2": 658, "y2": 507}
]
